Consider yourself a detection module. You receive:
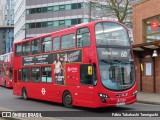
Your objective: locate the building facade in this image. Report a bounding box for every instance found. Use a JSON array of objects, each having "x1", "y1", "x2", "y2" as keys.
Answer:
[
  {"x1": 132, "y1": 0, "x2": 160, "y2": 93},
  {"x1": 14, "y1": 0, "x2": 140, "y2": 42},
  {"x1": 0, "y1": 0, "x2": 14, "y2": 55}
]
